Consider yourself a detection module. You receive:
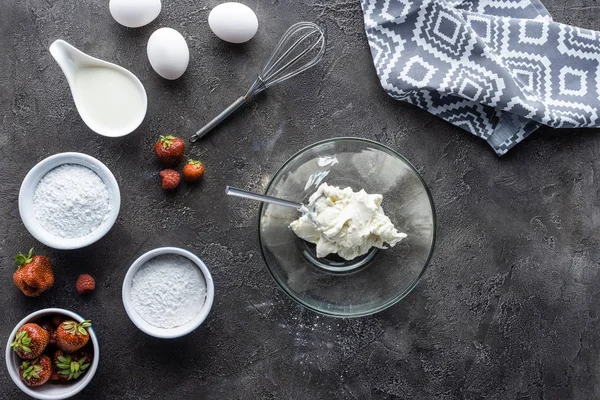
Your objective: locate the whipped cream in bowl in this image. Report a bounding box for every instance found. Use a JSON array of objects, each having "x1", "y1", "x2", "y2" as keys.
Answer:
[
  {"x1": 290, "y1": 183, "x2": 407, "y2": 264},
  {"x1": 258, "y1": 138, "x2": 436, "y2": 317}
]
